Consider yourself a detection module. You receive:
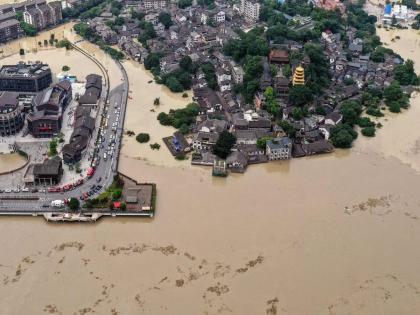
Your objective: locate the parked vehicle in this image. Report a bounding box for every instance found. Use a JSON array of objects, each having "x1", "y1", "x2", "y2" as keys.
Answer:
[{"x1": 51, "y1": 200, "x2": 64, "y2": 208}]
